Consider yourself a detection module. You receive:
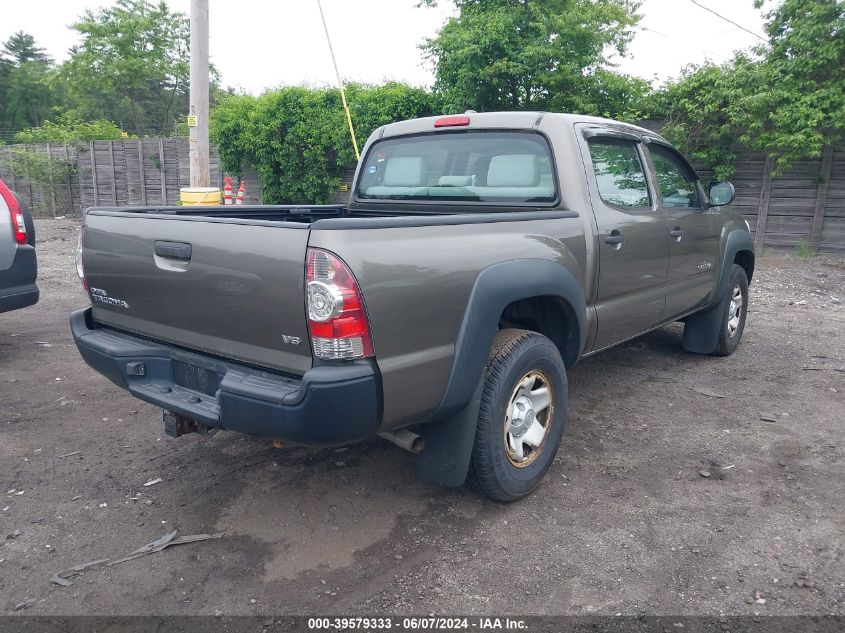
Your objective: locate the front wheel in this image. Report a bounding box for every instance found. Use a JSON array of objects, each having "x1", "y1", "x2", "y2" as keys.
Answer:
[
  {"x1": 712, "y1": 264, "x2": 749, "y2": 356},
  {"x1": 468, "y1": 329, "x2": 567, "y2": 502}
]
